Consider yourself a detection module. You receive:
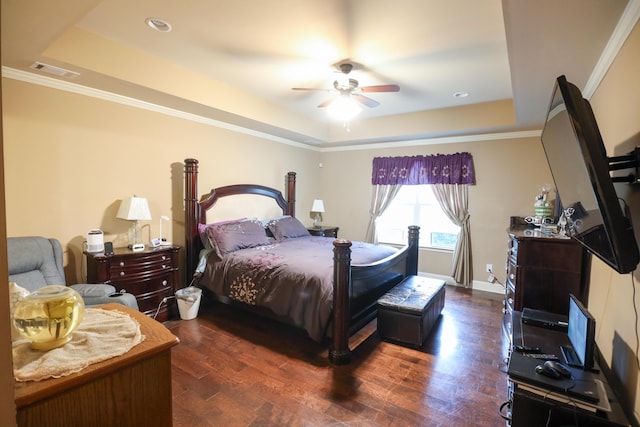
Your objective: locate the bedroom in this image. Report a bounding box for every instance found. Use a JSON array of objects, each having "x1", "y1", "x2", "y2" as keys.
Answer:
[{"x1": 1, "y1": 0, "x2": 640, "y2": 425}]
